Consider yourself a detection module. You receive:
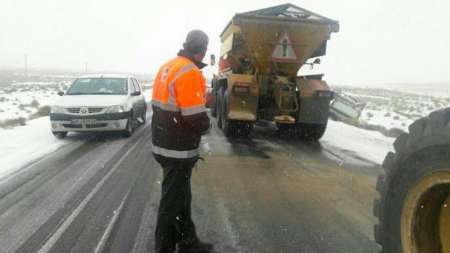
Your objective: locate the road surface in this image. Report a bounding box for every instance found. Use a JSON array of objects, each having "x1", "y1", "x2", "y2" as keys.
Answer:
[{"x1": 0, "y1": 109, "x2": 382, "y2": 253}]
